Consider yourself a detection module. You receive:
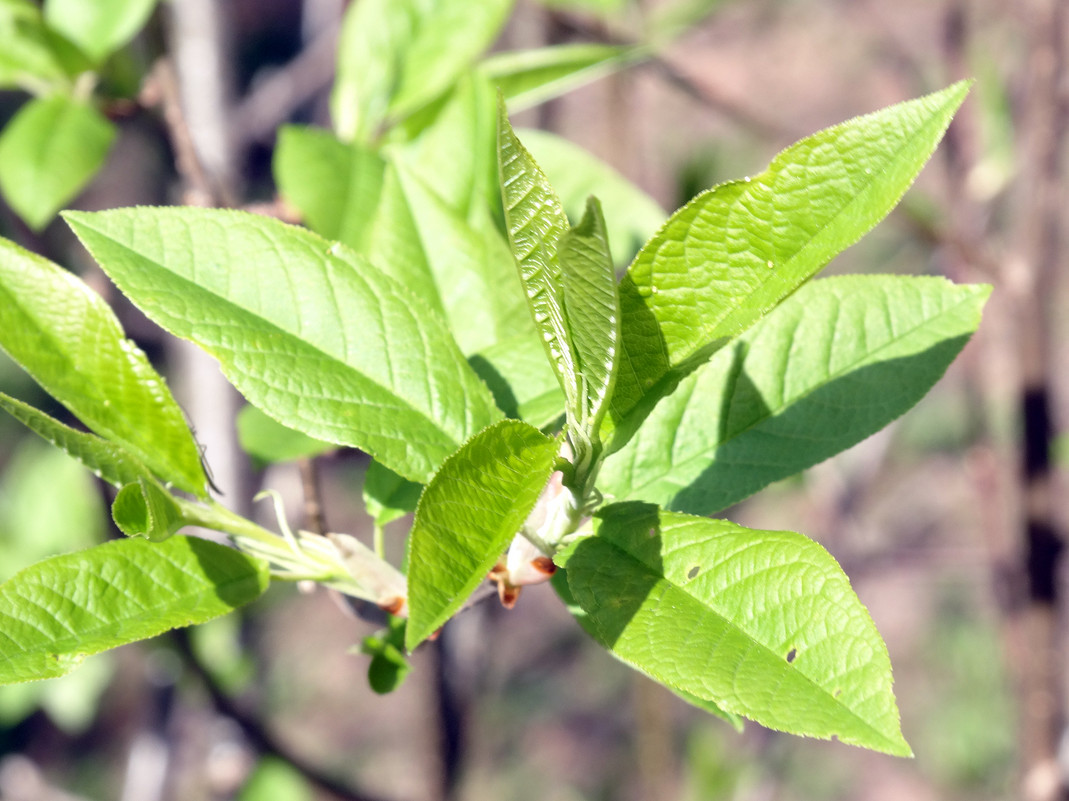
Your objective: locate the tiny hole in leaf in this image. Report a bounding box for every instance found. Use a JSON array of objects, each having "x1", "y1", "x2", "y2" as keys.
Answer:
[
  {"x1": 786, "y1": 648, "x2": 797, "y2": 663},
  {"x1": 687, "y1": 565, "x2": 700, "y2": 579}
]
